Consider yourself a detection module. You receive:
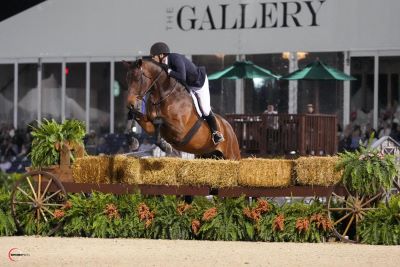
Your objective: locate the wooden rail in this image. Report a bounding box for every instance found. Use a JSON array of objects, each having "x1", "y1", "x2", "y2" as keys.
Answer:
[
  {"x1": 58, "y1": 182, "x2": 345, "y2": 198},
  {"x1": 225, "y1": 114, "x2": 338, "y2": 156}
]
